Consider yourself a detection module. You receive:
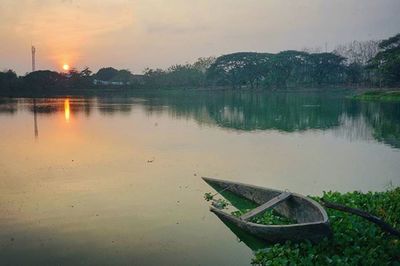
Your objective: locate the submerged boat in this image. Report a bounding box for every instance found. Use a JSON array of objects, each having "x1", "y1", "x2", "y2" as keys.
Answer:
[{"x1": 202, "y1": 177, "x2": 331, "y2": 243}]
